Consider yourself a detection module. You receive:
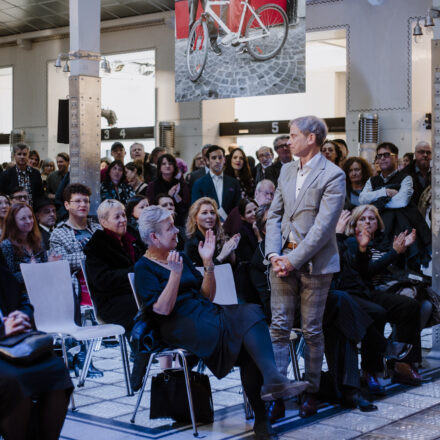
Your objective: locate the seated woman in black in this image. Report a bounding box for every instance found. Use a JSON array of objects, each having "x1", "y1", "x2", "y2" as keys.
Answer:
[
  {"x1": 84, "y1": 199, "x2": 139, "y2": 332},
  {"x1": 184, "y1": 197, "x2": 240, "y2": 267},
  {"x1": 335, "y1": 205, "x2": 423, "y2": 391},
  {"x1": 0, "y1": 254, "x2": 72, "y2": 440},
  {"x1": 235, "y1": 198, "x2": 261, "y2": 264},
  {"x1": 342, "y1": 157, "x2": 372, "y2": 210},
  {"x1": 134, "y1": 206, "x2": 308, "y2": 439},
  {"x1": 157, "y1": 193, "x2": 185, "y2": 251},
  {"x1": 126, "y1": 195, "x2": 149, "y2": 254}
]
